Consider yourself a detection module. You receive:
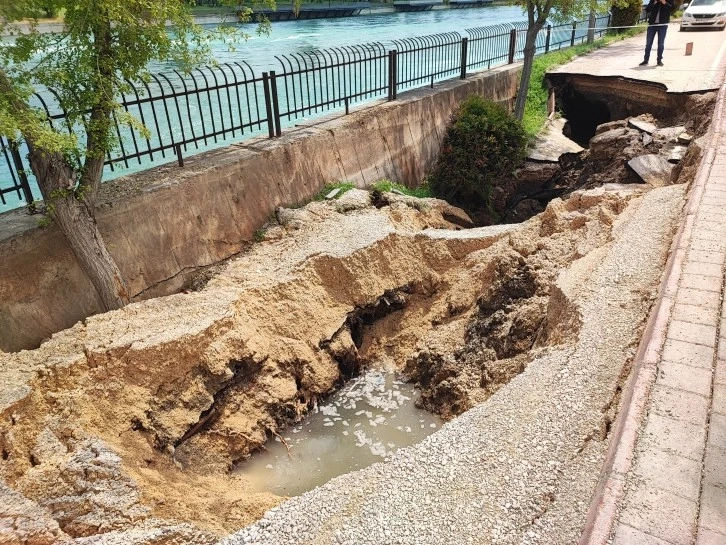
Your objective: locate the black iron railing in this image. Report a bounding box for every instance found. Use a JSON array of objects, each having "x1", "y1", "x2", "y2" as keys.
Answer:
[
  {"x1": 393, "y1": 32, "x2": 463, "y2": 89},
  {"x1": 0, "y1": 136, "x2": 33, "y2": 207},
  {"x1": 273, "y1": 43, "x2": 389, "y2": 125},
  {"x1": 2, "y1": 13, "x2": 632, "y2": 212},
  {"x1": 36, "y1": 62, "x2": 268, "y2": 172}
]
